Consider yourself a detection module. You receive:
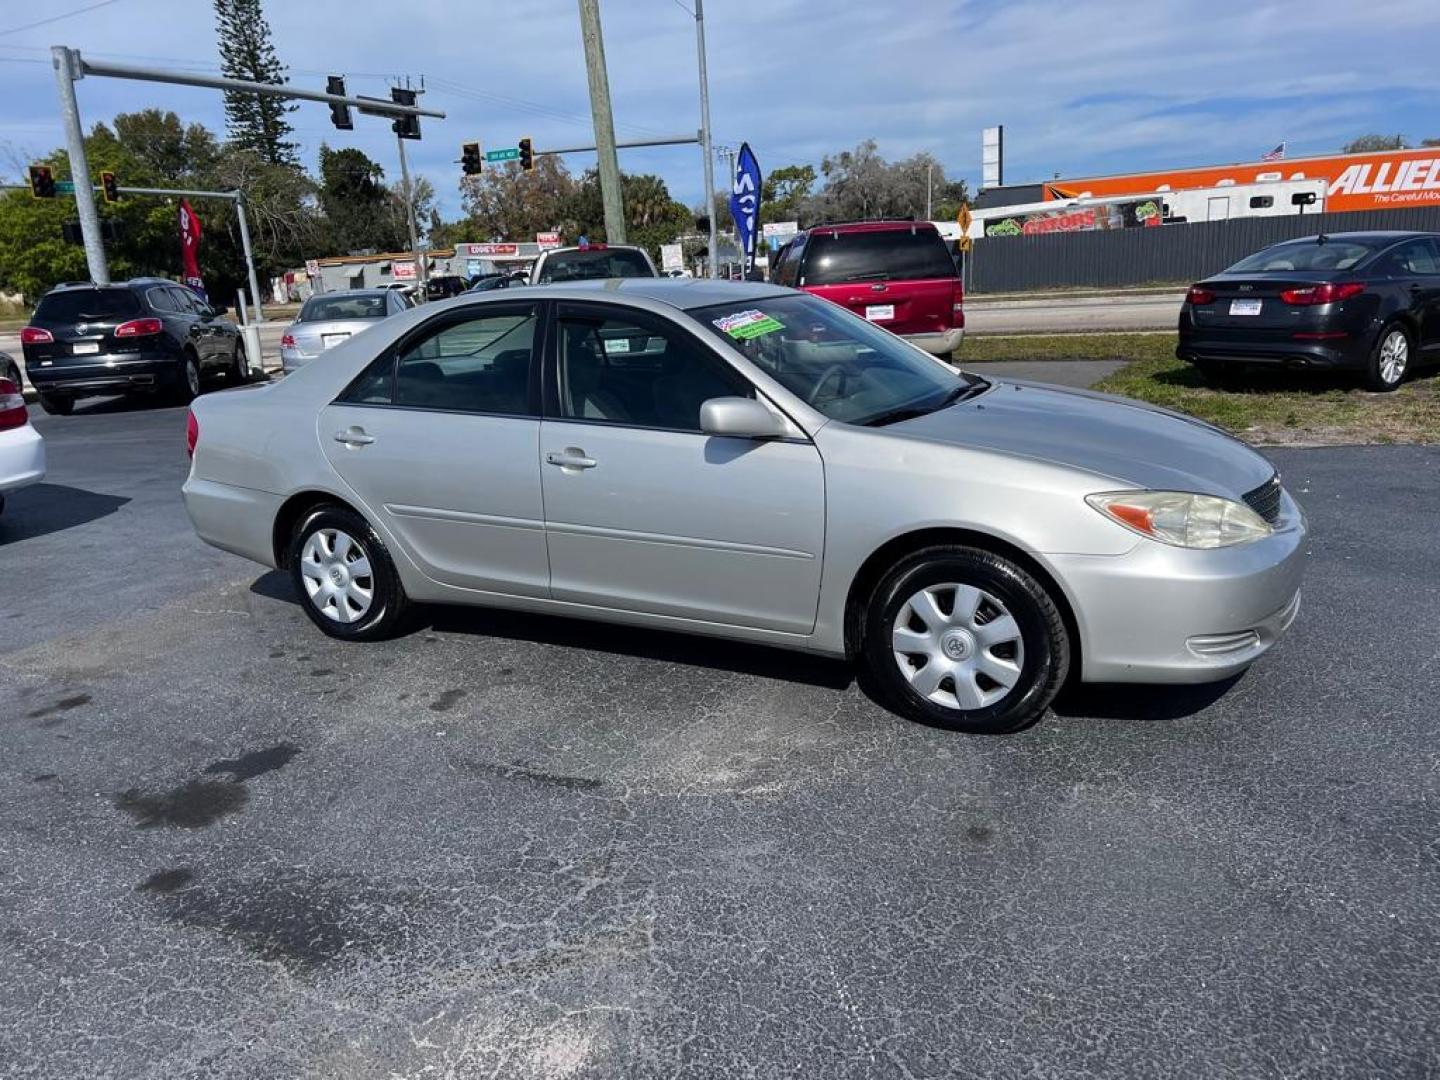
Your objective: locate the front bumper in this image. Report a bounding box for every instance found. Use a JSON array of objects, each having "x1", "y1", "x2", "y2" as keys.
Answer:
[
  {"x1": 26, "y1": 352, "x2": 182, "y2": 397},
  {"x1": 0, "y1": 423, "x2": 46, "y2": 493},
  {"x1": 906, "y1": 327, "x2": 965, "y2": 356},
  {"x1": 1047, "y1": 489, "x2": 1308, "y2": 683}
]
